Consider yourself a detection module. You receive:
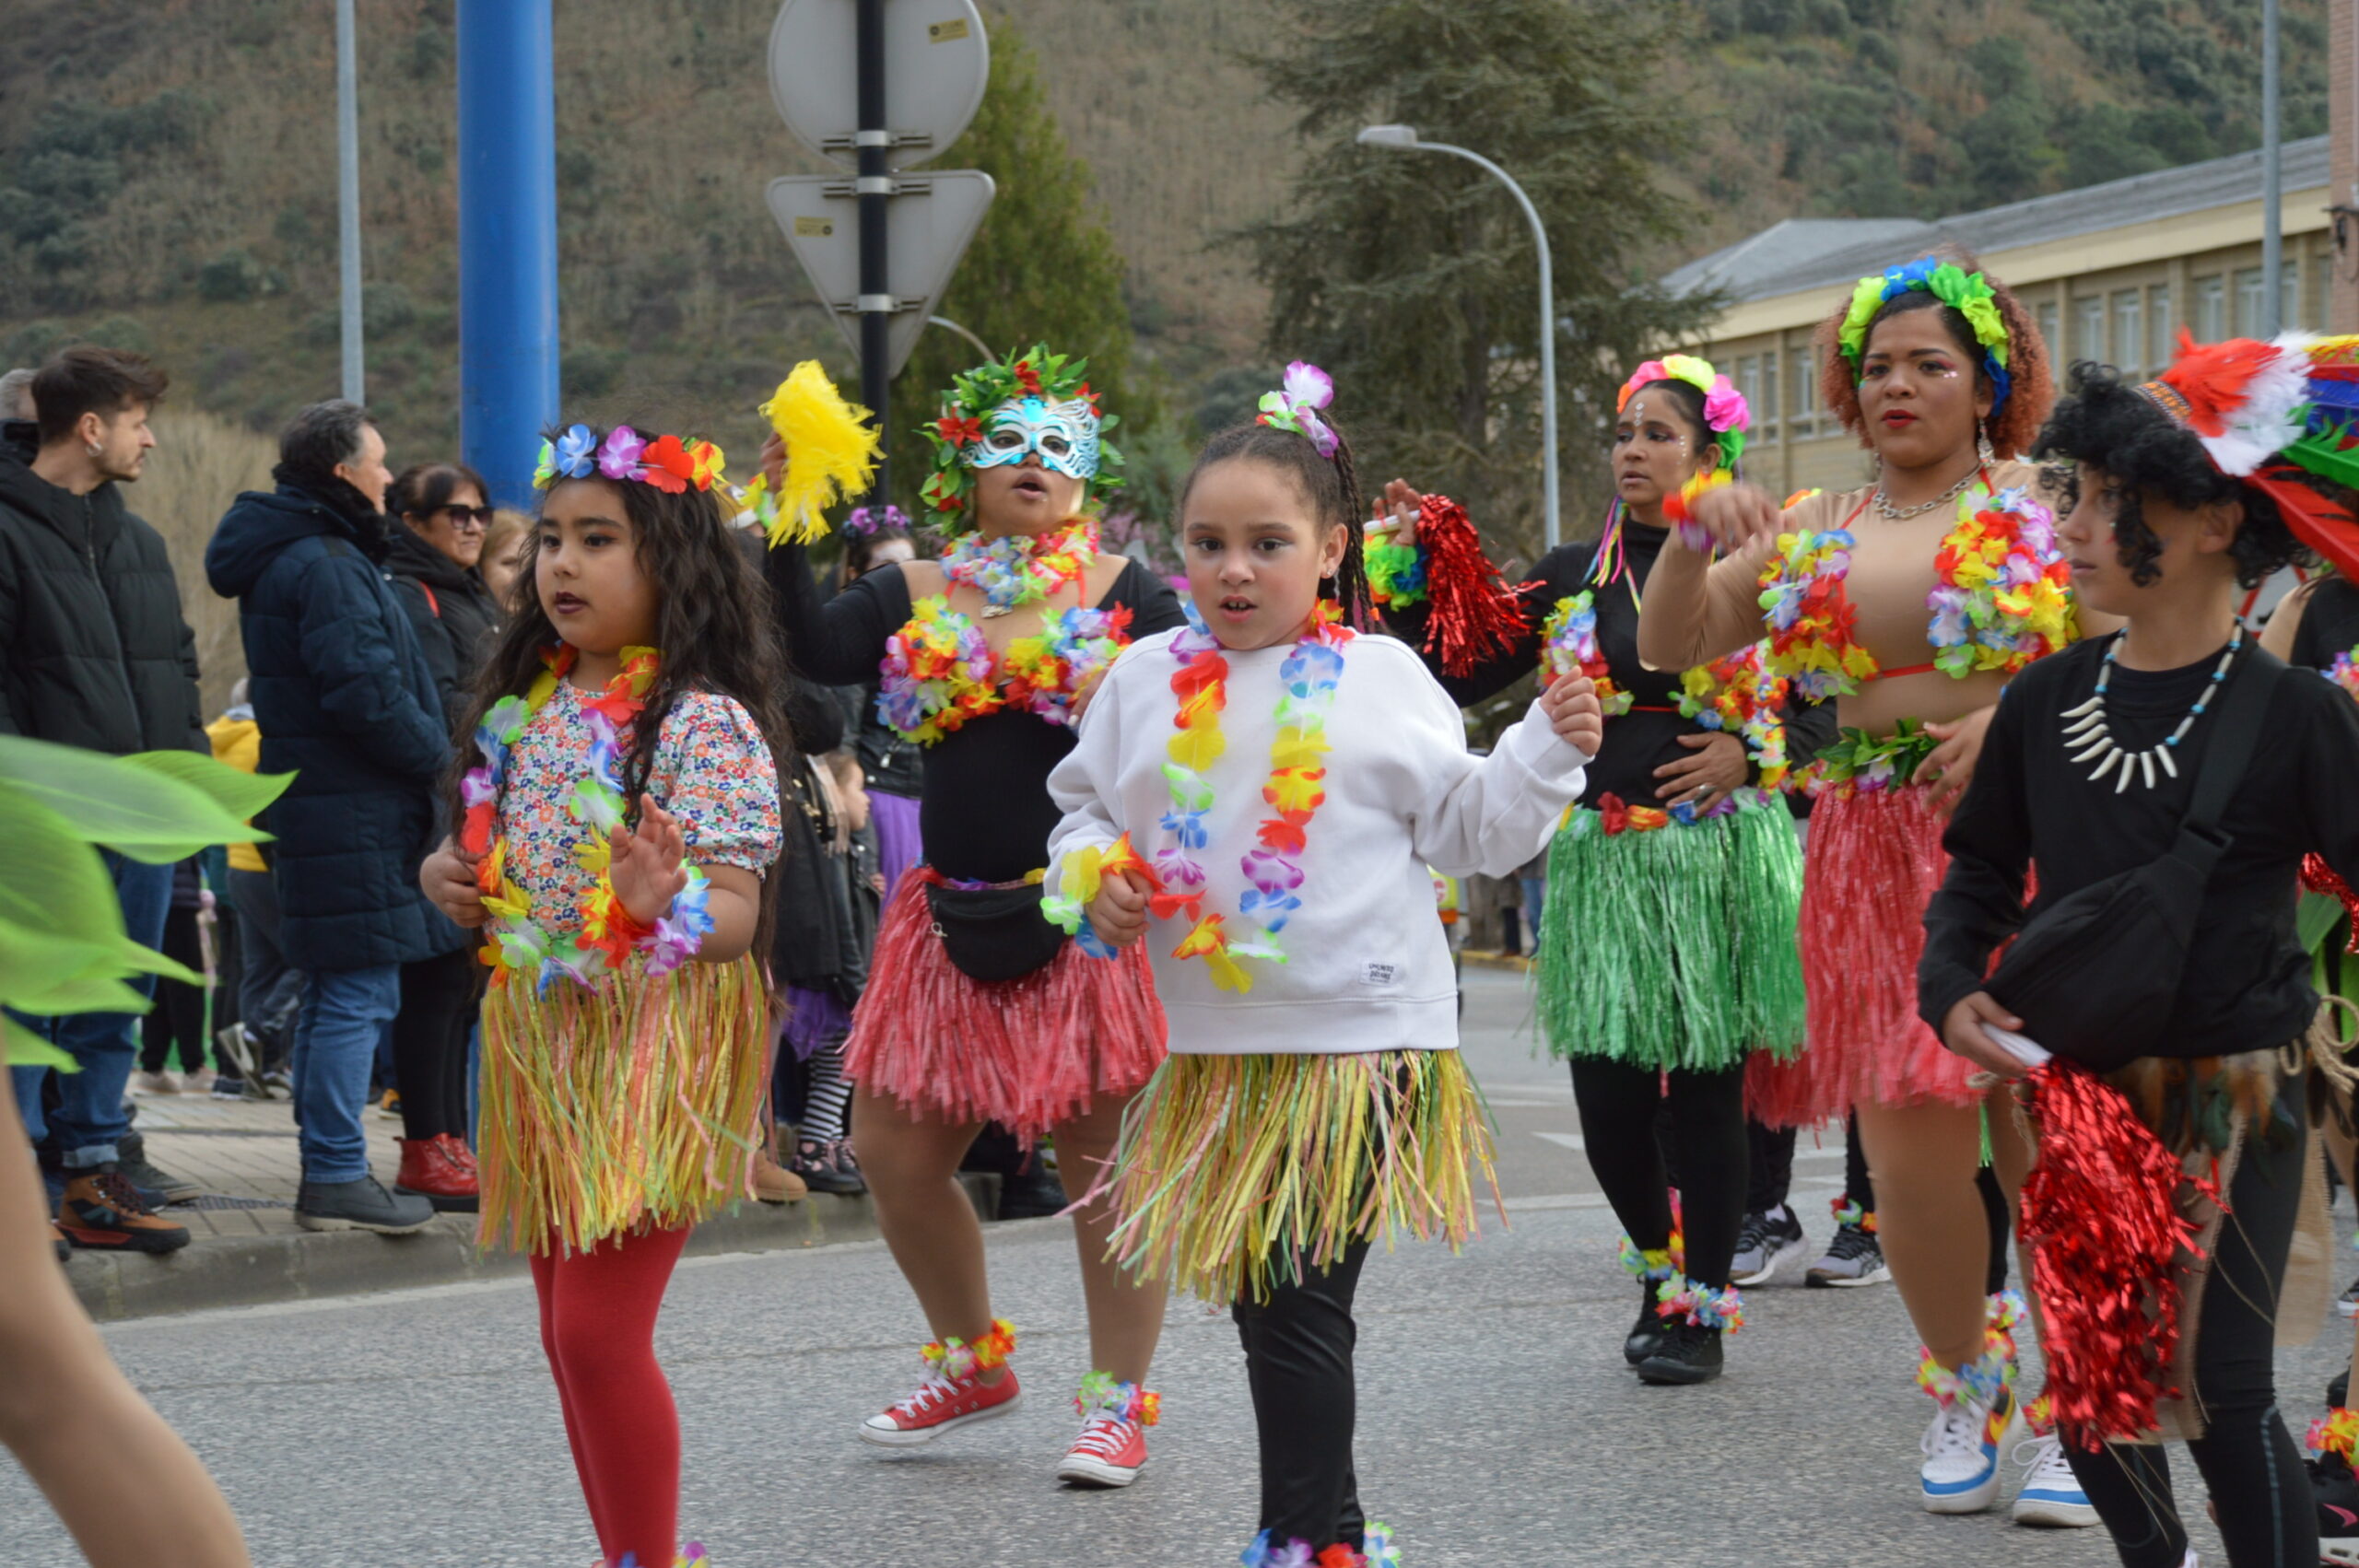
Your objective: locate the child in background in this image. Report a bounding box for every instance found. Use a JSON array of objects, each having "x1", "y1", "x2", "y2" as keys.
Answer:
[
  {"x1": 1044, "y1": 368, "x2": 1602, "y2": 1565},
  {"x1": 421, "y1": 421, "x2": 789, "y2": 1568}
]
